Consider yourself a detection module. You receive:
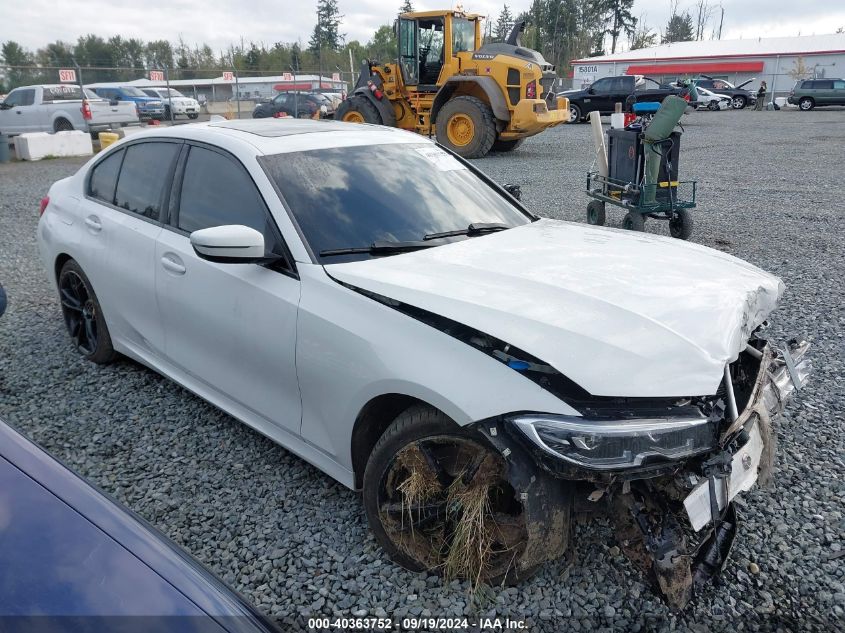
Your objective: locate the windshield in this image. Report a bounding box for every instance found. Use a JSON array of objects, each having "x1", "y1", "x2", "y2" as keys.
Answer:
[
  {"x1": 122, "y1": 86, "x2": 148, "y2": 97},
  {"x1": 164, "y1": 88, "x2": 185, "y2": 97},
  {"x1": 259, "y1": 143, "x2": 531, "y2": 263}
]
